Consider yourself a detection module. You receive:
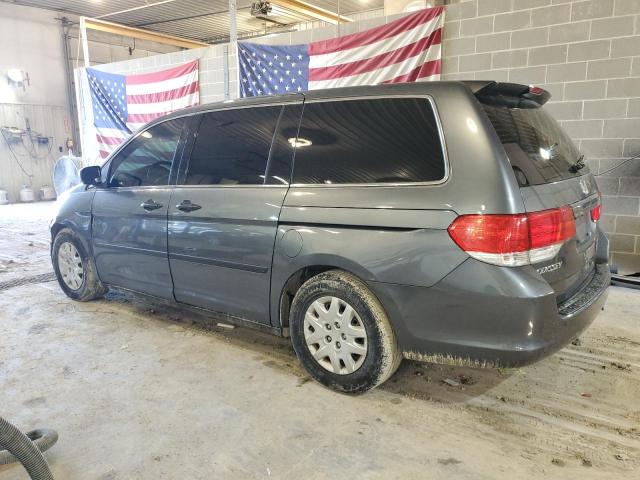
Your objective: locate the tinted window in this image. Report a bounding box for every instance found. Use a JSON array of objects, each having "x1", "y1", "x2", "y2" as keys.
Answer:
[
  {"x1": 291, "y1": 98, "x2": 445, "y2": 184},
  {"x1": 482, "y1": 104, "x2": 588, "y2": 186},
  {"x1": 266, "y1": 104, "x2": 303, "y2": 185},
  {"x1": 109, "y1": 118, "x2": 185, "y2": 187},
  {"x1": 185, "y1": 106, "x2": 281, "y2": 185}
]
